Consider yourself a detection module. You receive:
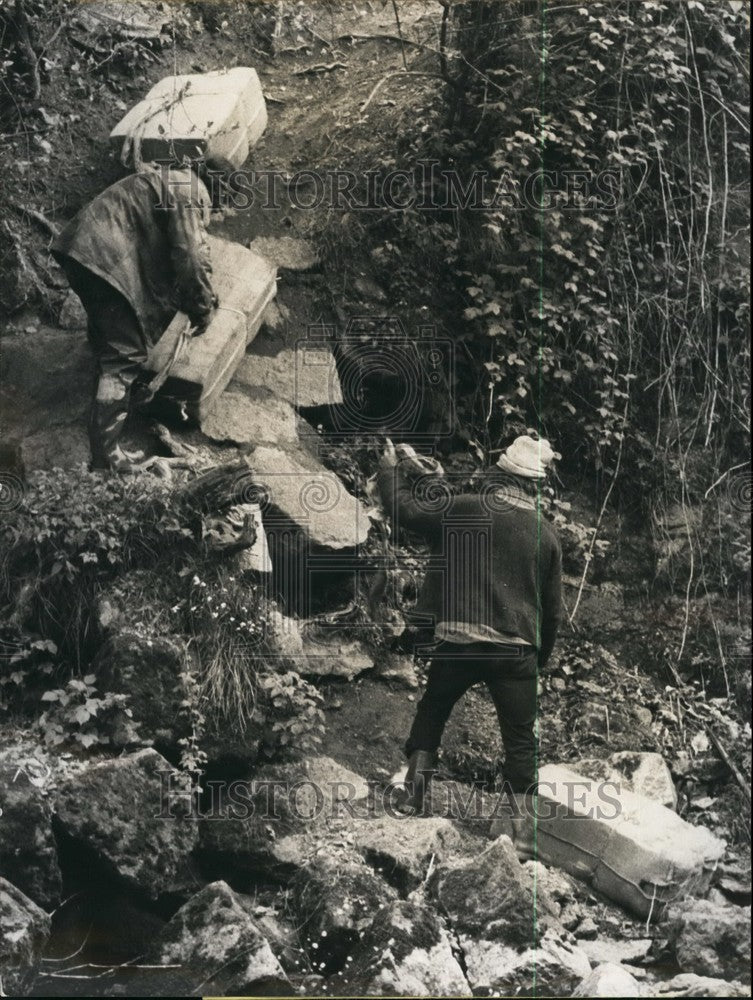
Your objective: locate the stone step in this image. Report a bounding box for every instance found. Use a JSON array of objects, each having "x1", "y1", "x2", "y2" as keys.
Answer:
[
  {"x1": 201, "y1": 392, "x2": 298, "y2": 447},
  {"x1": 535, "y1": 764, "x2": 726, "y2": 918},
  {"x1": 111, "y1": 67, "x2": 267, "y2": 168},
  {"x1": 233, "y1": 343, "x2": 342, "y2": 409},
  {"x1": 145, "y1": 236, "x2": 276, "y2": 423}
]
